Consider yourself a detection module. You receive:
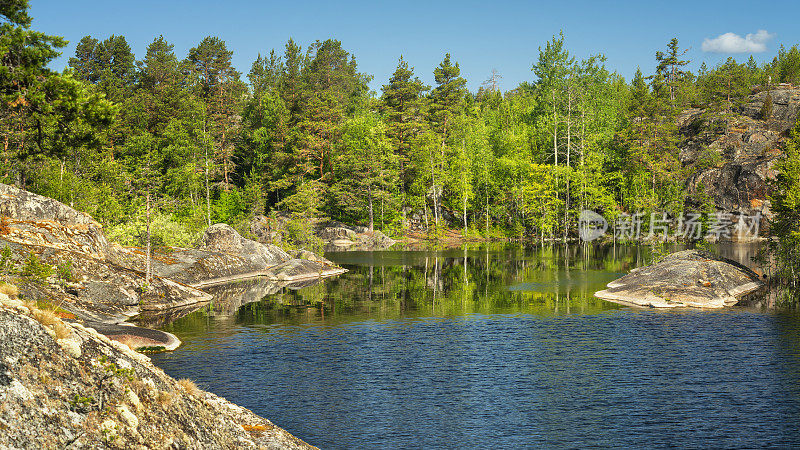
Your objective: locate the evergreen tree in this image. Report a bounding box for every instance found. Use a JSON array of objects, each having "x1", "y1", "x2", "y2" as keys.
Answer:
[
  {"x1": 185, "y1": 36, "x2": 245, "y2": 189},
  {"x1": 654, "y1": 38, "x2": 690, "y2": 107},
  {"x1": 428, "y1": 53, "x2": 467, "y2": 226},
  {"x1": 380, "y1": 56, "x2": 429, "y2": 224},
  {"x1": 771, "y1": 119, "x2": 800, "y2": 298},
  {"x1": 0, "y1": 0, "x2": 114, "y2": 187}
]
